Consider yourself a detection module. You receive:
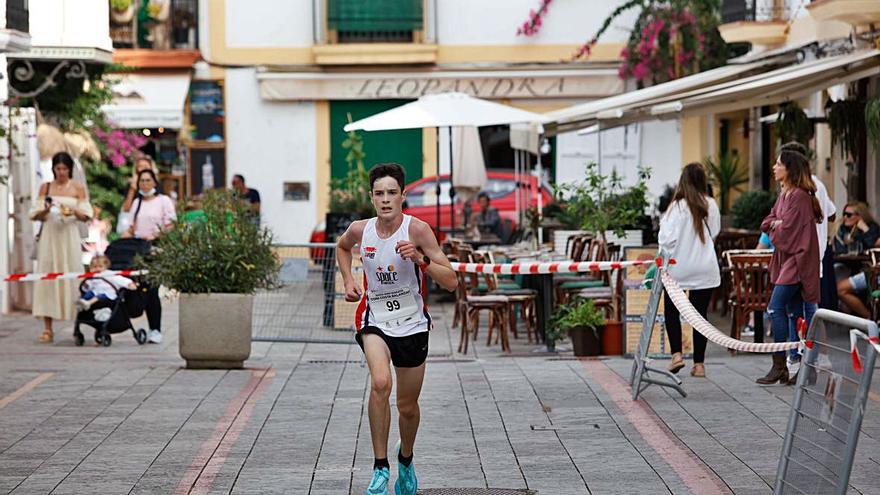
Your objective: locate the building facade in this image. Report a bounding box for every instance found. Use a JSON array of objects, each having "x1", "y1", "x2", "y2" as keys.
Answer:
[{"x1": 197, "y1": 0, "x2": 653, "y2": 243}]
